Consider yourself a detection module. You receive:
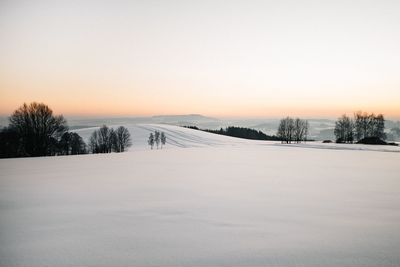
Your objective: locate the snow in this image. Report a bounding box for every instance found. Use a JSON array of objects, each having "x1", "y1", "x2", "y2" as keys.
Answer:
[
  {"x1": 274, "y1": 141, "x2": 400, "y2": 153},
  {"x1": 1, "y1": 124, "x2": 400, "y2": 267},
  {"x1": 73, "y1": 124, "x2": 256, "y2": 149}
]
